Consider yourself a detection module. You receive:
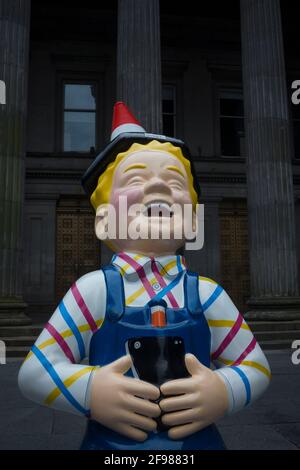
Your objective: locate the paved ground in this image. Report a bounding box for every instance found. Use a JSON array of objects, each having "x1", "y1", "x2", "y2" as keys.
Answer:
[{"x1": 0, "y1": 351, "x2": 299, "y2": 450}]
